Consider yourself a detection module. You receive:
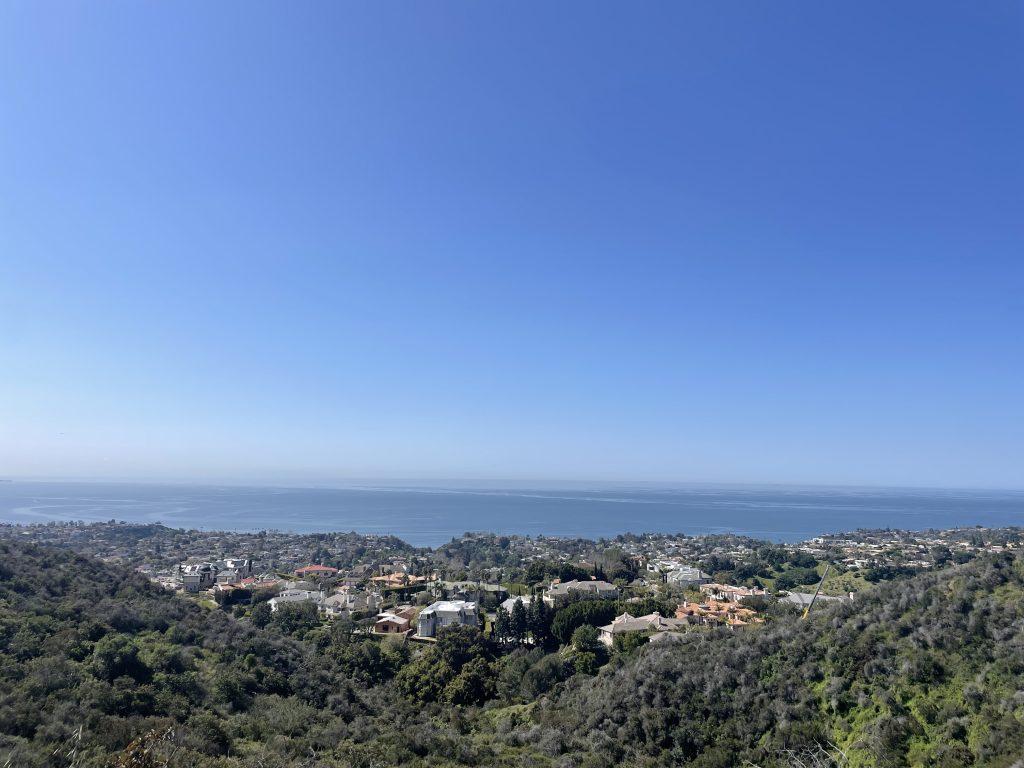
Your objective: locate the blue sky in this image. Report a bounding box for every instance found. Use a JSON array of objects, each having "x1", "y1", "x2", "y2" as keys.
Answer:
[{"x1": 1, "y1": 2, "x2": 1022, "y2": 488}]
